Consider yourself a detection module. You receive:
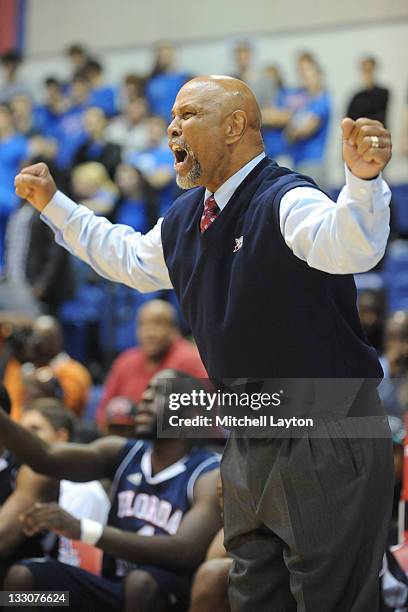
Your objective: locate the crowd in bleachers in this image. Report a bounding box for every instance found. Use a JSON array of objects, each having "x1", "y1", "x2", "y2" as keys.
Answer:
[{"x1": 0, "y1": 39, "x2": 407, "y2": 610}]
